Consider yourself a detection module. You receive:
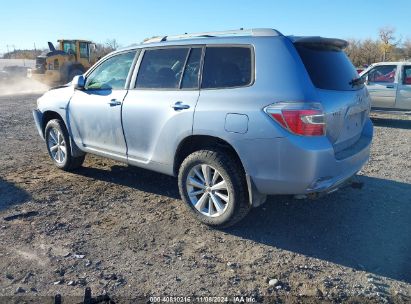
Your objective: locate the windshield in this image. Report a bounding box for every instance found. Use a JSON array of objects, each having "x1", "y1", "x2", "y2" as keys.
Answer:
[
  {"x1": 295, "y1": 44, "x2": 361, "y2": 91},
  {"x1": 62, "y1": 41, "x2": 76, "y2": 54}
]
